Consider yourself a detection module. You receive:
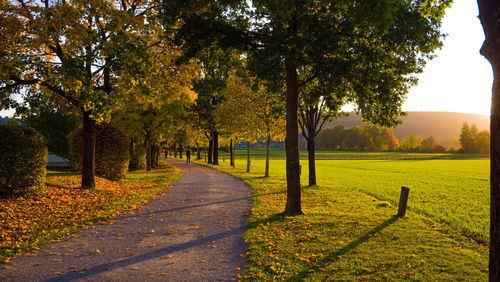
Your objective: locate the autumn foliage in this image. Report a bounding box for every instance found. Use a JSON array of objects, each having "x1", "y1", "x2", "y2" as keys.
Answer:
[
  {"x1": 0, "y1": 163, "x2": 181, "y2": 262},
  {"x1": 68, "y1": 123, "x2": 130, "y2": 180},
  {"x1": 0, "y1": 125, "x2": 47, "y2": 198}
]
